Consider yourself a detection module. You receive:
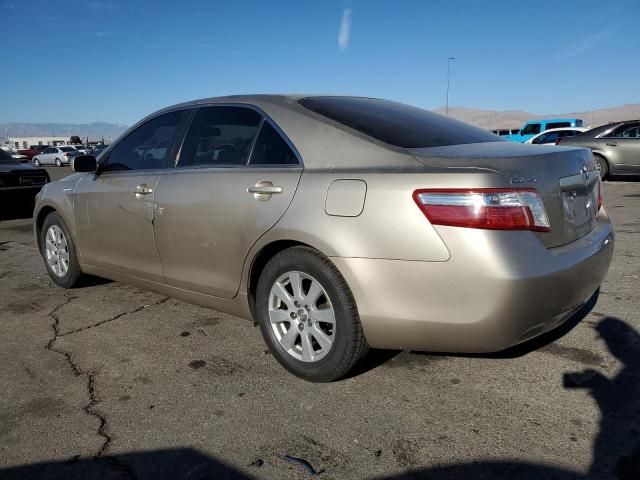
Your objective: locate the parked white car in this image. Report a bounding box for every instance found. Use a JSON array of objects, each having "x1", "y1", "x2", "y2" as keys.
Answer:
[
  {"x1": 72, "y1": 145, "x2": 90, "y2": 155},
  {"x1": 526, "y1": 127, "x2": 587, "y2": 145},
  {"x1": 32, "y1": 146, "x2": 81, "y2": 167}
]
